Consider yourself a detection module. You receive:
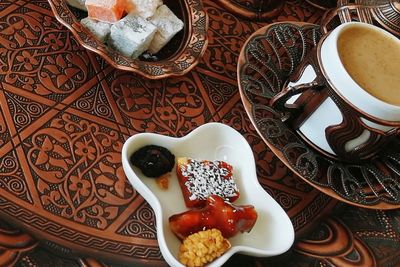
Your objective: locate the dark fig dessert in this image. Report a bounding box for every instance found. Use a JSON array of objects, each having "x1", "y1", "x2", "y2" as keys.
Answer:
[{"x1": 130, "y1": 145, "x2": 175, "y2": 177}]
